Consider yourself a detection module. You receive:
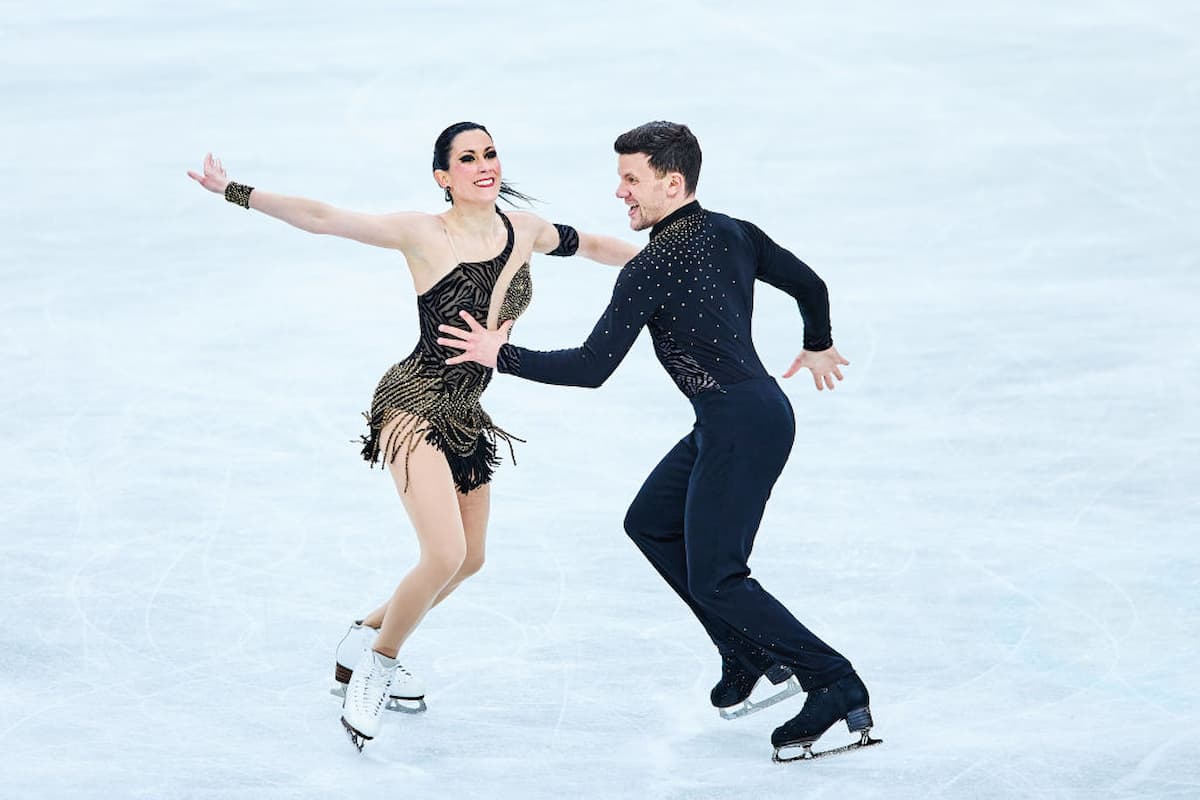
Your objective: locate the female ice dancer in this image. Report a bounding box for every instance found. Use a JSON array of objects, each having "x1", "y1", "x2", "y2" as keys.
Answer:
[{"x1": 188, "y1": 122, "x2": 638, "y2": 750}]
